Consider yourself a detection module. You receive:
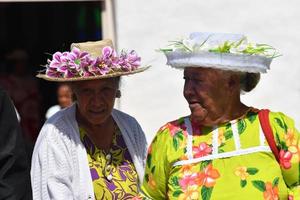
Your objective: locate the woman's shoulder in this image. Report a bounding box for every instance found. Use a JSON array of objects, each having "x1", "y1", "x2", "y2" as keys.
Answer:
[
  {"x1": 112, "y1": 109, "x2": 142, "y2": 127},
  {"x1": 268, "y1": 110, "x2": 298, "y2": 131},
  {"x1": 38, "y1": 105, "x2": 77, "y2": 145},
  {"x1": 154, "y1": 116, "x2": 188, "y2": 138}
]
